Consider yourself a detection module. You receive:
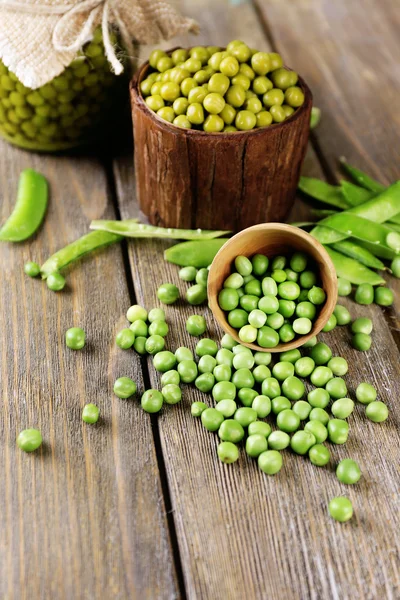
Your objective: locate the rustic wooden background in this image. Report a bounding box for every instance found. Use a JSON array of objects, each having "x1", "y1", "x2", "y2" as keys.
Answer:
[{"x1": 0, "y1": 0, "x2": 399, "y2": 598}]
